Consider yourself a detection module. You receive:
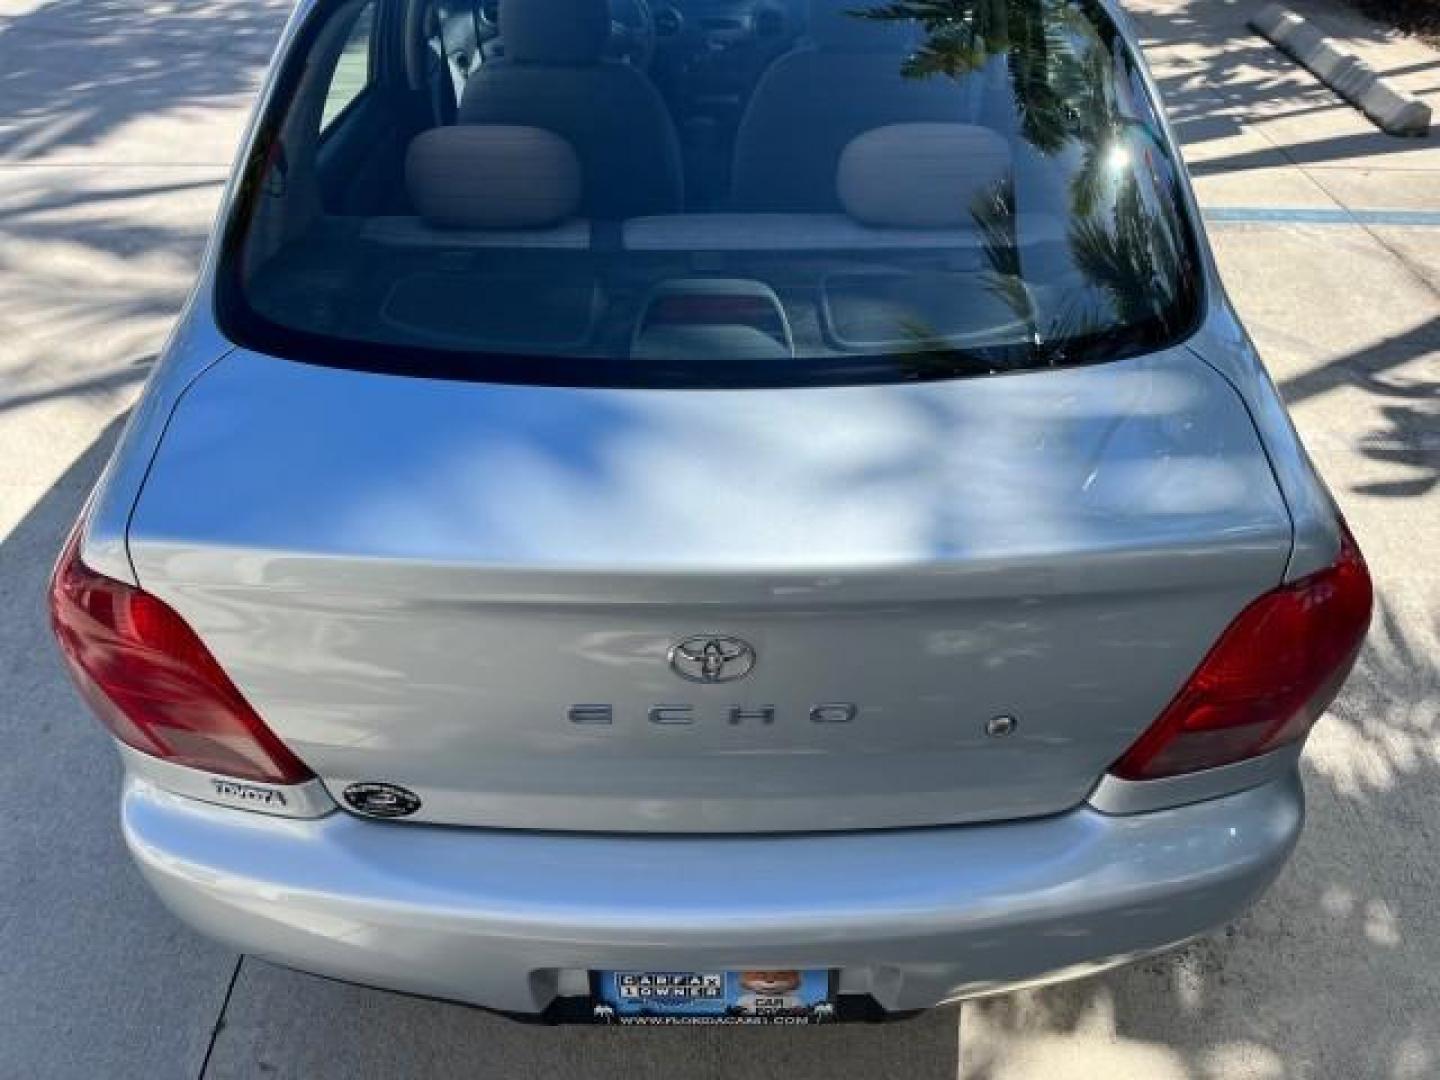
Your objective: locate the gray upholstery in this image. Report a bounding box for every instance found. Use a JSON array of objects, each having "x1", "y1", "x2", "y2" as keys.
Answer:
[
  {"x1": 405, "y1": 126, "x2": 582, "y2": 229},
  {"x1": 459, "y1": 0, "x2": 683, "y2": 219},
  {"x1": 623, "y1": 213, "x2": 984, "y2": 251},
  {"x1": 837, "y1": 124, "x2": 1011, "y2": 228},
  {"x1": 363, "y1": 217, "x2": 591, "y2": 249},
  {"x1": 730, "y1": 0, "x2": 968, "y2": 212}
]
